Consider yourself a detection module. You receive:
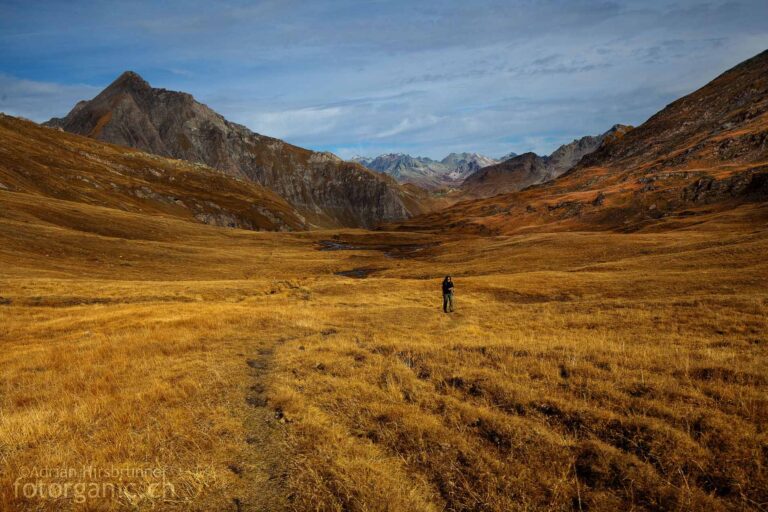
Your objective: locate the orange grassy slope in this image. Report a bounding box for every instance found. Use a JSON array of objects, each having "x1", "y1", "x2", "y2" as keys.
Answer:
[
  {"x1": 393, "y1": 50, "x2": 768, "y2": 235},
  {"x1": 0, "y1": 114, "x2": 306, "y2": 231}
]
